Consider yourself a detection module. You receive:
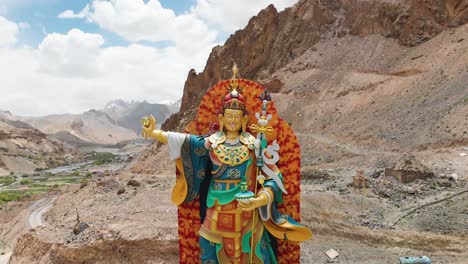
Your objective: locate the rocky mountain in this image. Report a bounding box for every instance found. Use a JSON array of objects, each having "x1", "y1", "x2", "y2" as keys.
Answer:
[
  {"x1": 102, "y1": 99, "x2": 178, "y2": 134},
  {"x1": 101, "y1": 99, "x2": 133, "y2": 121},
  {"x1": 163, "y1": 0, "x2": 468, "y2": 155},
  {"x1": 0, "y1": 118, "x2": 81, "y2": 175},
  {"x1": 0, "y1": 100, "x2": 177, "y2": 146}
]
